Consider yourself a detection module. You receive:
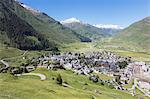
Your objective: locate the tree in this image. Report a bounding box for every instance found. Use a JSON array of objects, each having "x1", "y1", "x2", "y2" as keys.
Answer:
[
  {"x1": 115, "y1": 75, "x2": 121, "y2": 84},
  {"x1": 108, "y1": 83, "x2": 114, "y2": 89},
  {"x1": 56, "y1": 74, "x2": 62, "y2": 85},
  {"x1": 99, "y1": 79, "x2": 104, "y2": 85},
  {"x1": 117, "y1": 61, "x2": 128, "y2": 69},
  {"x1": 26, "y1": 59, "x2": 32, "y2": 66},
  {"x1": 91, "y1": 96, "x2": 95, "y2": 99}
]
